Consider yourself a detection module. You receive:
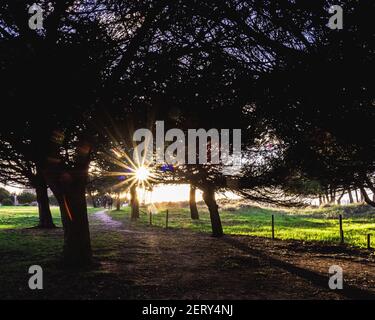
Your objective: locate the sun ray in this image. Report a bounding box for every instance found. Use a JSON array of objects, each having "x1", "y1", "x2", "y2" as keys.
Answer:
[{"x1": 103, "y1": 141, "x2": 163, "y2": 209}]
